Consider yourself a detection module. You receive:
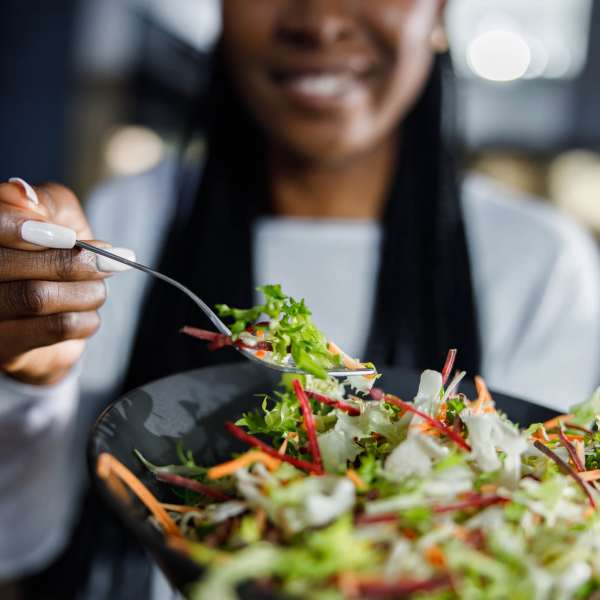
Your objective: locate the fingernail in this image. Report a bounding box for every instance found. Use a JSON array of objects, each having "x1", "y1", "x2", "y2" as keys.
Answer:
[
  {"x1": 9, "y1": 177, "x2": 39, "y2": 205},
  {"x1": 21, "y1": 220, "x2": 77, "y2": 249},
  {"x1": 96, "y1": 247, "x2": 136, "y2": 273}
]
